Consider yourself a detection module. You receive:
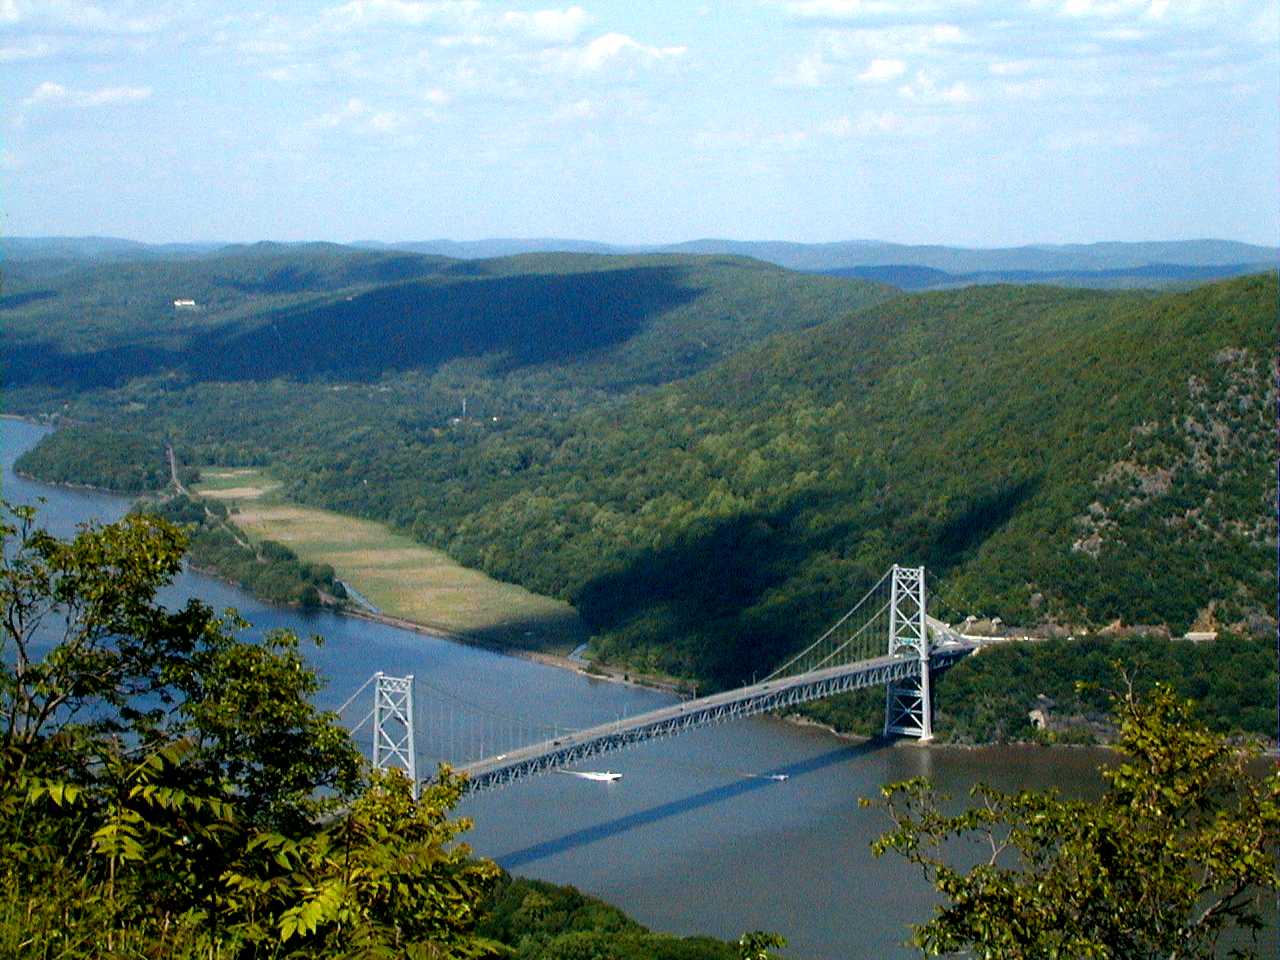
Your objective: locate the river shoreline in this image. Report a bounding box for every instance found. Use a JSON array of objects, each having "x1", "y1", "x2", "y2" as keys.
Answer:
[
  {"x1": 13, "y1": 453, "x2": 694, "y2": 700},
  {"x1": 0, "y1": 467, "x2": 1133, "y2": 747},
  {"x1": 12, "y1": 467, "x2": 155, "y2": 497},
  {"x1": 335, "y1": 602, "x2": 695, "y2": 697},
  {"x1": 186, "y1": 555, "x2": 694, "y2": 698}
]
